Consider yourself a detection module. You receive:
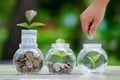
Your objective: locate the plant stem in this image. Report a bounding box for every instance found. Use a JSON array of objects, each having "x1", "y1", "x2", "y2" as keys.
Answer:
[{"x1": 87, "y1": 56, "x2": 96, "y2": 69}]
